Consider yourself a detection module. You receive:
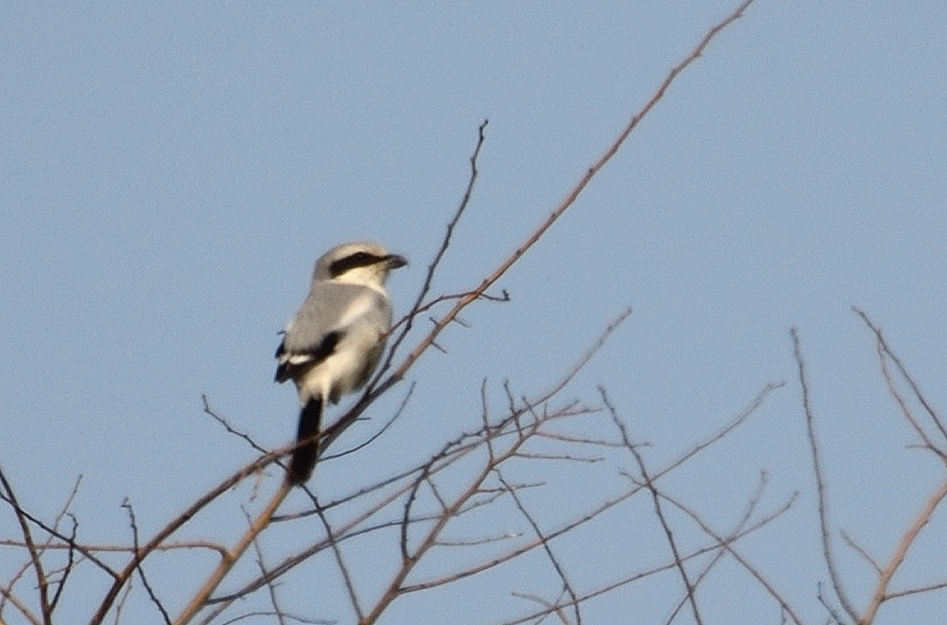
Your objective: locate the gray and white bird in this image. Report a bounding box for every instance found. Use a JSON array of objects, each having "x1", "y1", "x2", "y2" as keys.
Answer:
[{"x1": 275, "y1": 241, "x2": 407, "y2": 484}]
